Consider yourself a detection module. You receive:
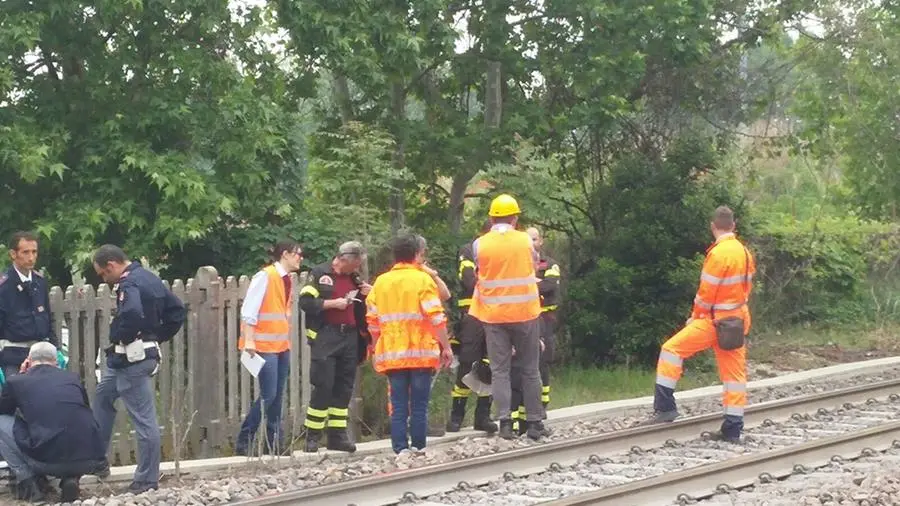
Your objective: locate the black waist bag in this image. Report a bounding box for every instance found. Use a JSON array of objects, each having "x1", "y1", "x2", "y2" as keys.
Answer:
[{"x1": 714, "y1": 317, "x2": 745, "y2": 350}]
